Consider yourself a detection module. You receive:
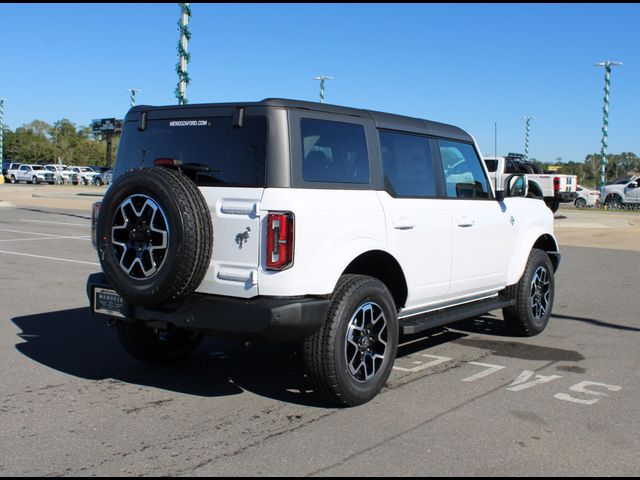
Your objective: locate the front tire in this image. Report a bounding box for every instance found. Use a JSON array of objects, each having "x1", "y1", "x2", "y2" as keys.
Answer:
[
  {"x1": 574, "y1": 197, "x2": 587, "y2": 209},
  {"x1": 605, "y1": 194, "x2": 623, "y2": 210},
  {"x1": 544, "y1": 198, "x2": 560, "y2": 213},
  {"x1": 116, "y1": 321, "x2": 203, "y2": 364},
  {"x1": 10, "y1": 175, "x2": 16, "y2": 184},
  {"x1": 502, "y1": 249, "x2": 555, "y2": 336},
  {"x1": 303, "y1": 275, "x2": 398, "y2": 407}
]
